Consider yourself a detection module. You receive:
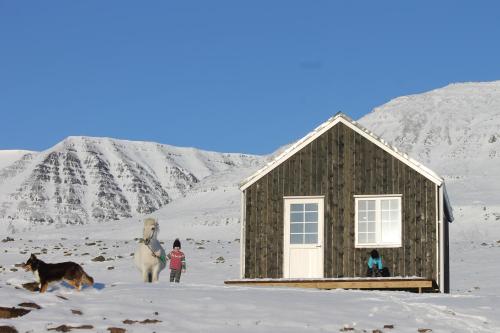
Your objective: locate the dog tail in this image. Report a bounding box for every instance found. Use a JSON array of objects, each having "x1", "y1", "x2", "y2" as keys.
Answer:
[{"x1": 82, "y1": 271, "x2": 94, "y2": 286}]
